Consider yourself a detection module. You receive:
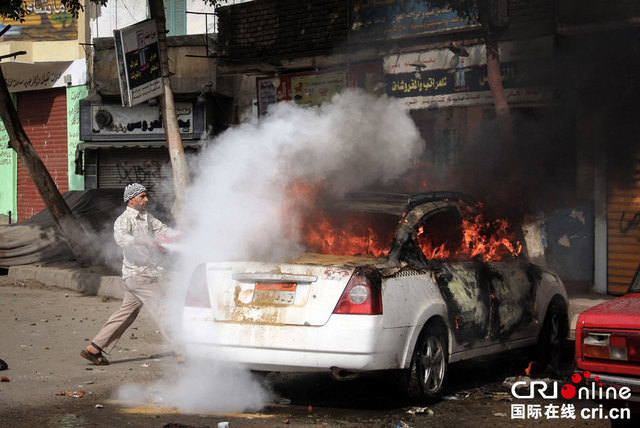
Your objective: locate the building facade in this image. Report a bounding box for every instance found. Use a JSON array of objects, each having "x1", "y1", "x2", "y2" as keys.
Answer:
[
  {"x1": 2, "y1": 0, "x2": 639, "y2": 295},
  {"x1": 213, "y1": 0, "x2": 640, "y2": 295},
  {"x1": 0, "y1": 0, "x2": 231, "y2": 223},
  {"x1": 0, "y1": 1, "x2": 89, "y2": 223}
]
